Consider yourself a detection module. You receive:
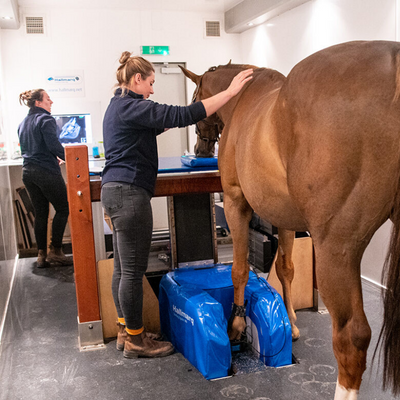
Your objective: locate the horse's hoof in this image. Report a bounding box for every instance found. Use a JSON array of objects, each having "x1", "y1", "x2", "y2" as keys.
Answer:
[{"x1": 292, "y1": 327, "x2": 300, "y2": 341}]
